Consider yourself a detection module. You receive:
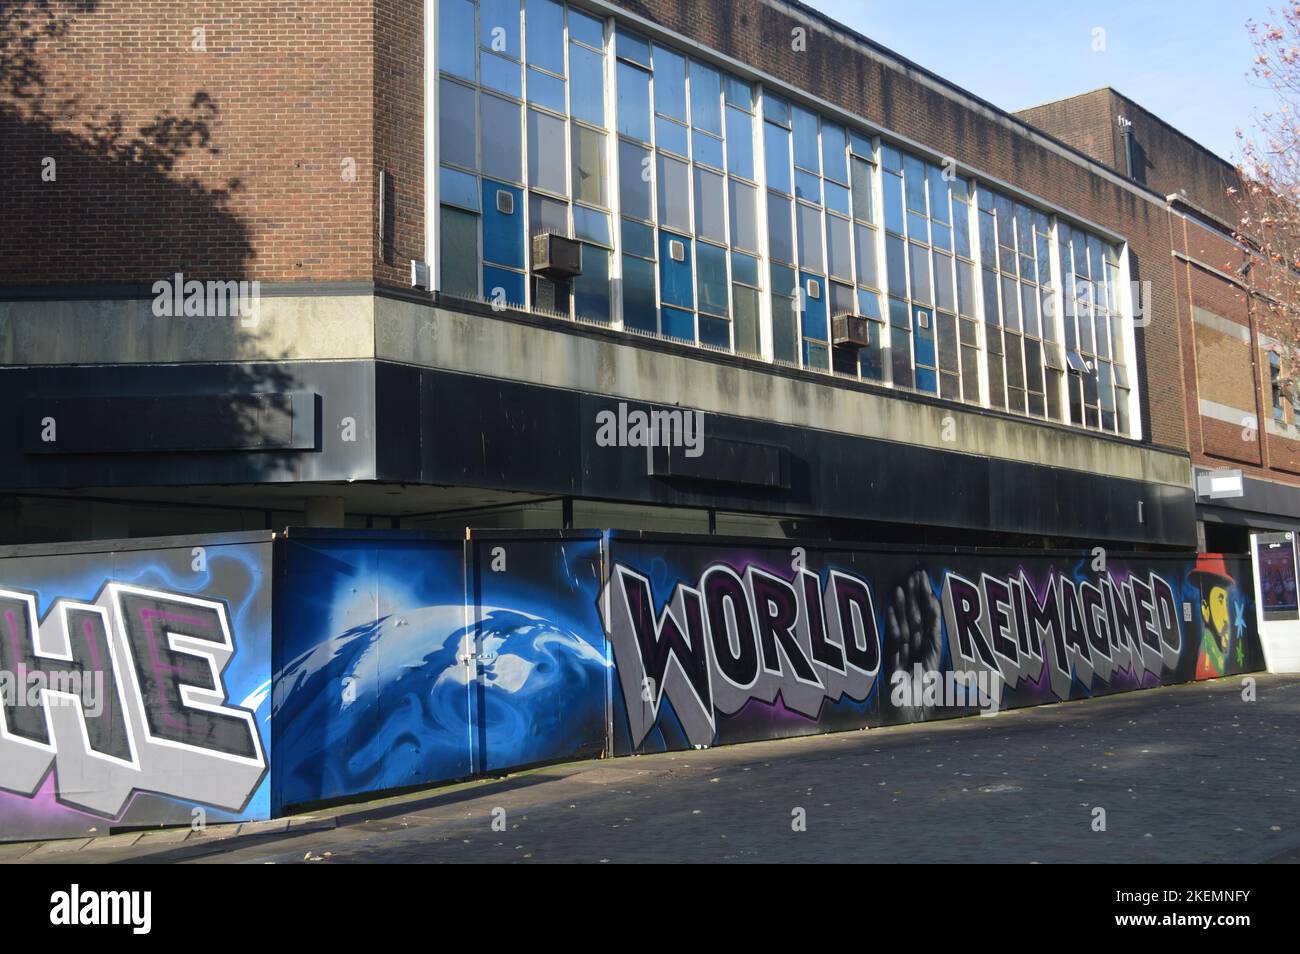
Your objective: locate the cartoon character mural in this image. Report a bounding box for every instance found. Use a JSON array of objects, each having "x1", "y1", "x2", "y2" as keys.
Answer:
[
  {"x1": 1190, "y1": 553, "x2": 1246, "y2": 679},
  {"x1": 602, "y1": 536, "x2": 1265, "y2": 756},
  {"x1": 0, "y1": 536, "x2": 273, "y2": 843}
]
